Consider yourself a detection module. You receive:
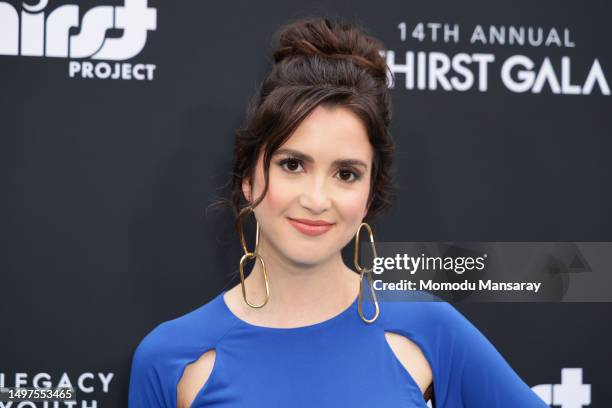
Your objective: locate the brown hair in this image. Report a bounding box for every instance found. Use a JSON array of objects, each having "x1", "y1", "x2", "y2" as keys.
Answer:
[{"x1": 211, "y1": 16, "x2": 398, "y2": 241}]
